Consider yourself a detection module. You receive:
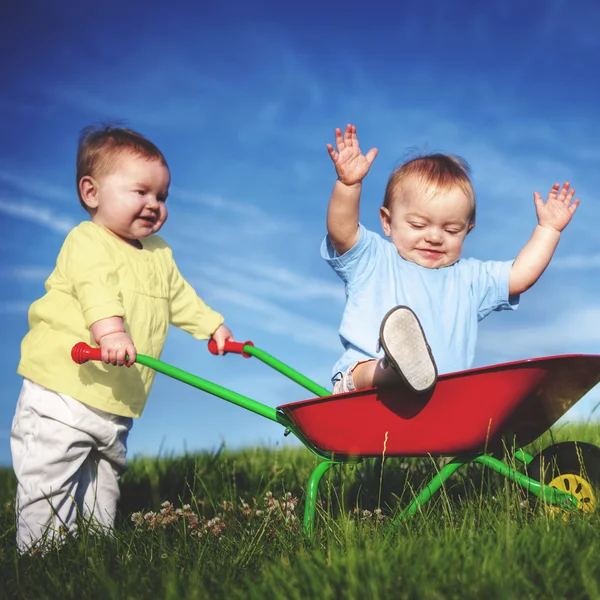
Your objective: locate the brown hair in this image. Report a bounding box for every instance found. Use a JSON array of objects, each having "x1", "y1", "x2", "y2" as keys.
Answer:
[
  {"x1": 383, "y1": 154, "x2": 476, "y2": 226},
  {"x1": 76, "y1": 125, "x2": 168, "y2": 210}
]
